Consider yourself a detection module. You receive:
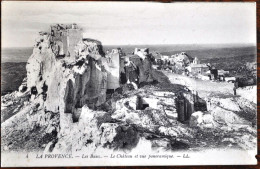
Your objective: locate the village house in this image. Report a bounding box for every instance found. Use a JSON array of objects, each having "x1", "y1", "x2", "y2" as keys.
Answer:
[
  {"x1": 217, "y1": 69, "x2": 229, "y2": 81},
  {"x1": 187, "y1": 63, "x2": 209, "y2": 76},
  {"x1": 192, "y1": 57, "x2": 200, "y2": 64}
]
